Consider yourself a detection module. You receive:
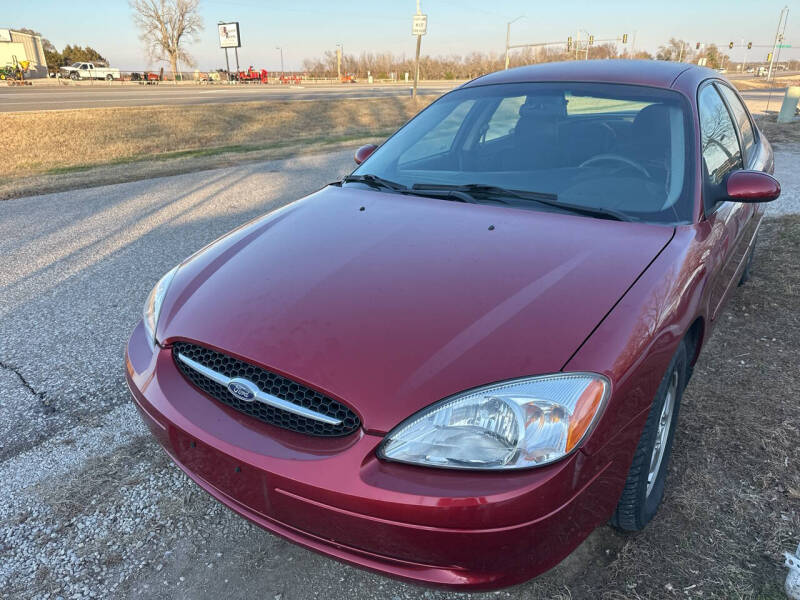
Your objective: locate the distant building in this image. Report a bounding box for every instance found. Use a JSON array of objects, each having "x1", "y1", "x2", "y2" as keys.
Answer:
[{"x1": 0, "y1": 28, "x2": 48, "y2": 78}]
